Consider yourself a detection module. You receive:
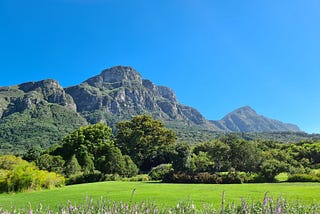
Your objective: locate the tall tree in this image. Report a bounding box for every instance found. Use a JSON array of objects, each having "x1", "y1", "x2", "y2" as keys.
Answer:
[
  {"x1": 115, "y1": 115, "x2": 177, "y2": 171},
  {"x1": 54, "y1": 123, "x2": 137, "y2": 176}
]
